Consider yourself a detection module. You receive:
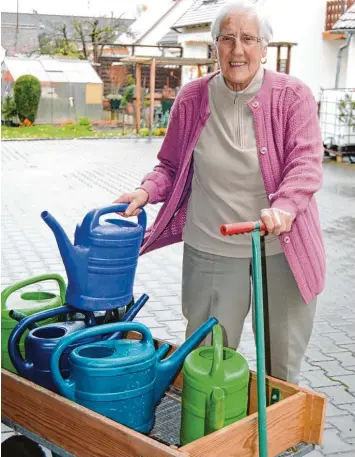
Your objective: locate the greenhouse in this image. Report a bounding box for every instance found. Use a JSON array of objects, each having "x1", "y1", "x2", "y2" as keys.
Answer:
[{"x1": 2, "y1": 57, "x2": 103, "y2": 124}]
